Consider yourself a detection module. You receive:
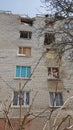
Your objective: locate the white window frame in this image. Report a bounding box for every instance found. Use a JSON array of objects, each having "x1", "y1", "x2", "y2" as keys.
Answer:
[
  {"x1": 17, "y1": 47, "x2": 31, "y2": 57},
  {"x1": 49, "y1": 92, "x2": 63, "y2": 107},
  {"x1": 12, "y1": 91, "x2": 30, "y2": 107}
]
